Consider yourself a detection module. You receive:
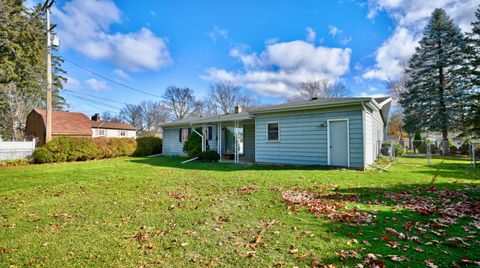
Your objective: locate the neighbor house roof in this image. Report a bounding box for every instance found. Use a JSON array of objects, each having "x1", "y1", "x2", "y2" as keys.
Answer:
[
  {"x1": 90, "y1": 121, "x2": 137, "y2": 131},
  {"x1": 33, "y1": 108, "x2": 92, "y2": 136}
]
